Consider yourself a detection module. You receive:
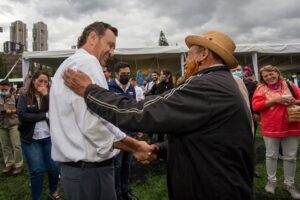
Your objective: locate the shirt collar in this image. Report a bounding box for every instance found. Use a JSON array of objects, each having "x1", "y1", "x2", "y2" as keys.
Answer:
[{"x1": 115, "y1": 79, "x2": 130, "y2": 92}]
